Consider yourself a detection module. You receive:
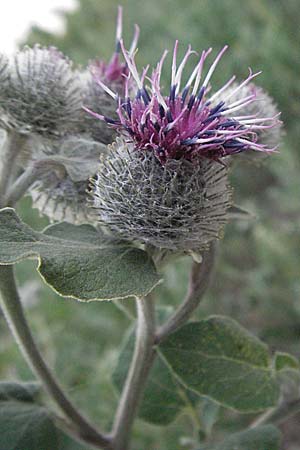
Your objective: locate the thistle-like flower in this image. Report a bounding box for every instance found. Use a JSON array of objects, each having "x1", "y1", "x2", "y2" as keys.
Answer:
[
  {"x1": 90, "y1": 42, "x2": 280, "y2": 252},
  {"x1": 0, "y1": 46, "x2": 82, "y2": 136},
  {"x1": 90, "y1": 41, "x2": 279, "y2": 162},
  {"x1": 81, "y1": 6, "x2": 139, "y2": 143}
]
